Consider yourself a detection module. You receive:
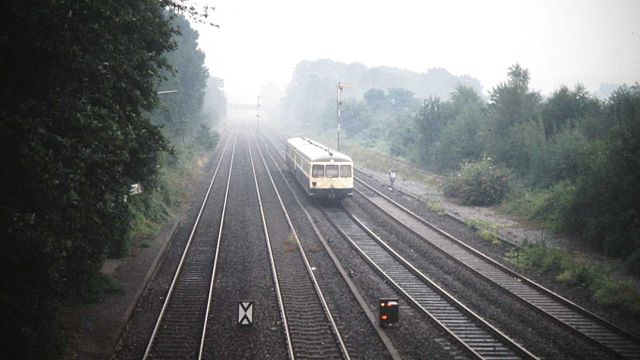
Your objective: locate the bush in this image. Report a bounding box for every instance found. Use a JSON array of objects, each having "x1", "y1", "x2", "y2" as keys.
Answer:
[
  {"x1": 531, "y1": 181, "x2": 576, "y2": 228},
  {"x1": 443, "y1": 159, "x2": 511, "y2": 206},
  {"x1": 501, "y1": 180, "x2": 577, "y2": 232}
]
